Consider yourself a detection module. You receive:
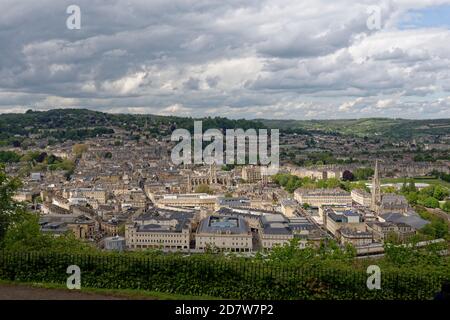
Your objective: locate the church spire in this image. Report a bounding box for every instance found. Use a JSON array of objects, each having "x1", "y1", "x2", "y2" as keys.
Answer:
[
  {"x1": 371, "y1": 160, "x2": 381, "y2": 213},
  {"x1": 209, "y1": 162, "x2": 217, "y2": 184}
]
